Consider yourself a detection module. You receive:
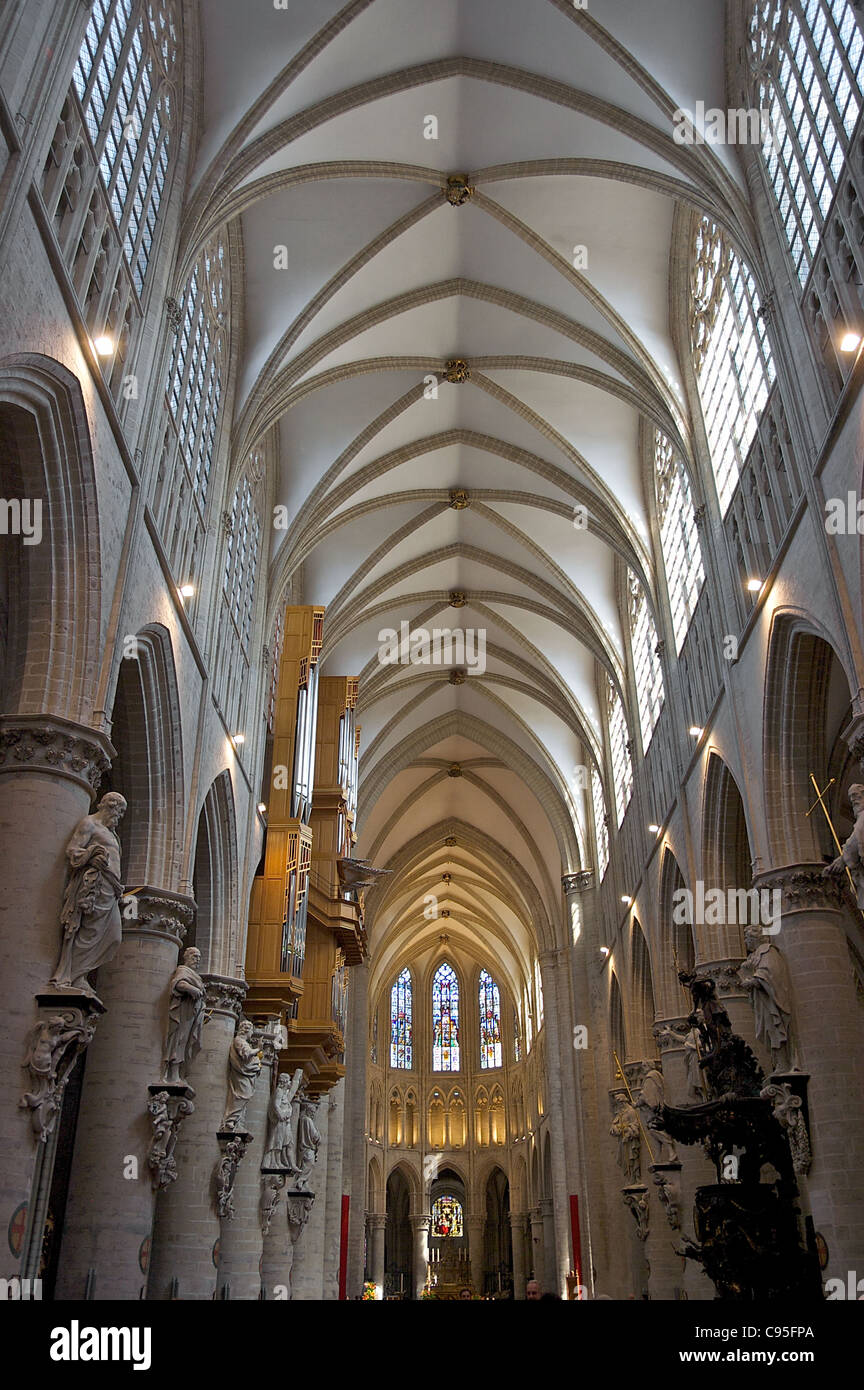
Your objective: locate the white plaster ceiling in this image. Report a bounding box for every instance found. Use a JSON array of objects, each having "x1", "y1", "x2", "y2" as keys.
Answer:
[{"x1": 186, "y1": 0, "x2": 745, "y2": 982}]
